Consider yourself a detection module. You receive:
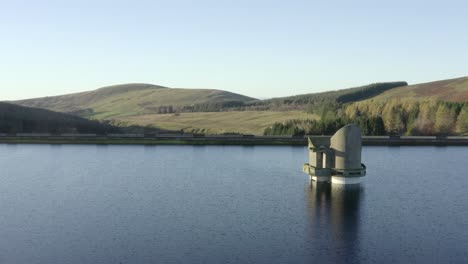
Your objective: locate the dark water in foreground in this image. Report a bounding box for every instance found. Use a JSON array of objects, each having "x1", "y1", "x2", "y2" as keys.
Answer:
[{"x1": 0, "y1": 145, "x2": 467, "y2": 264}]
